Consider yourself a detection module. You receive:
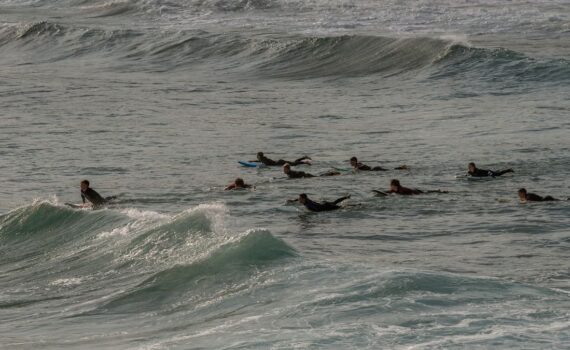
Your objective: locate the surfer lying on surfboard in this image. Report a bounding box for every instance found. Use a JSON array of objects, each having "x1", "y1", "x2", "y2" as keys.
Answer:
[
  {"x1": 225, "y1": 178, "x2": 254, "y2": 190},
  {"x1": 518, "y1": 188, "x2": 565, "y2": 202},
  {"x1": 252, "y1": 152, "x2": 311, "y2": 166},
  {"x1": 283, "y1": 163, "x2": 340, "y2": 179},
  {"x1": 468, "y1": 162, "x2": 514, "y2": 177},
  {"x1": 288, "y1": 193, "x2": 351, "y2": 212},
  {"x1": 373, "y1": 179, "x2": 448, "y2": 196},
  {"x1": 350, "y1": 157, "x2": 408, "y2": 171},
  {"x1": 78, "y1": 179, "x2": 116, "y2": 208}
]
